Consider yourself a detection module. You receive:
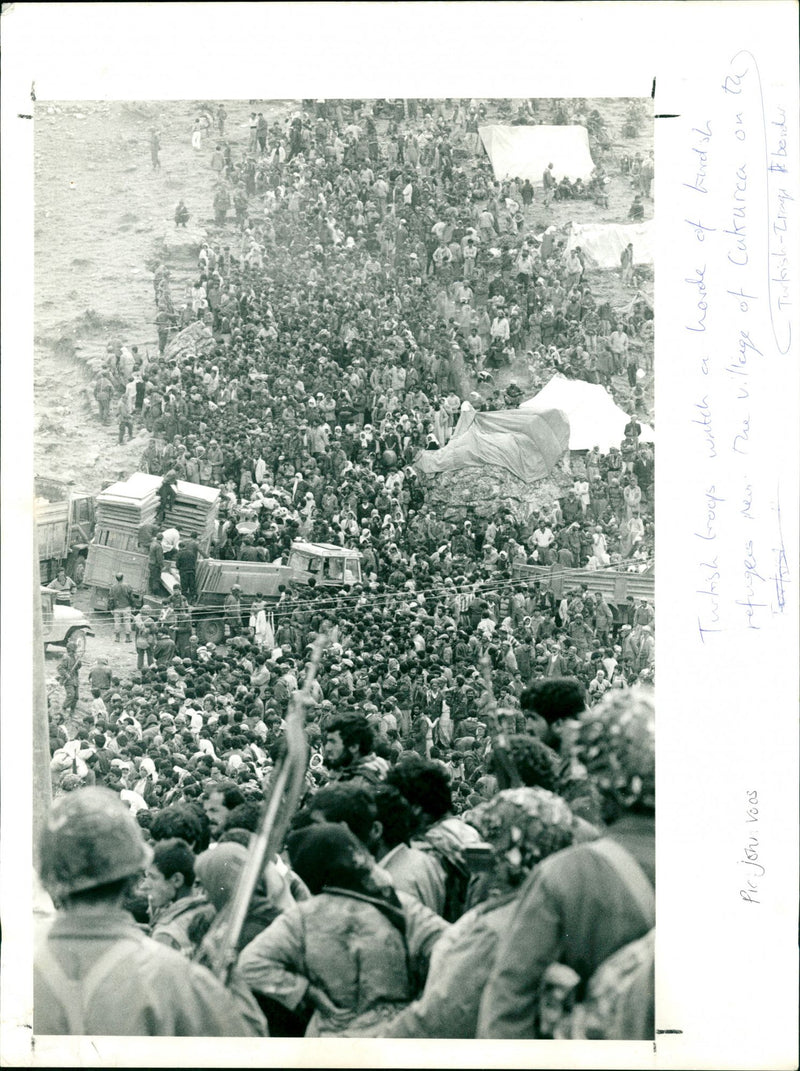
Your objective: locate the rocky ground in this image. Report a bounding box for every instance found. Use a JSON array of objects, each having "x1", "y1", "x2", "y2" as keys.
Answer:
[{"x1": 34, "y1": 98, "x2": 295, "y2": 488}]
